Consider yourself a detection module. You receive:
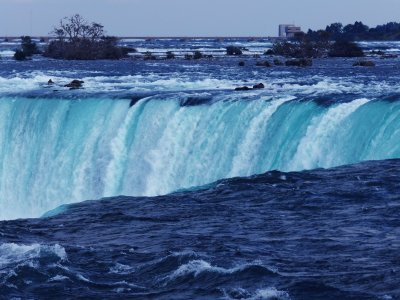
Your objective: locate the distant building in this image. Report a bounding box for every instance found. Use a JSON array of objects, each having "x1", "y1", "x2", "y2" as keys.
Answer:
[
  {"x1": 278, "y1": 24, "x2": 303, "y2": 38},
  {"x1": 279, "y1": 24, "x2": 292, "y2": 37}
]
